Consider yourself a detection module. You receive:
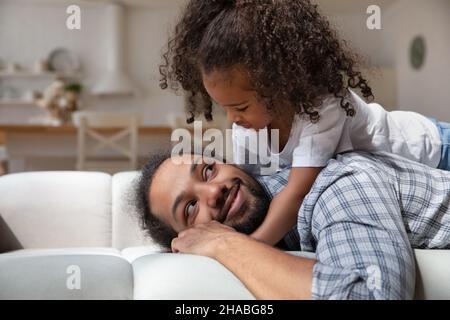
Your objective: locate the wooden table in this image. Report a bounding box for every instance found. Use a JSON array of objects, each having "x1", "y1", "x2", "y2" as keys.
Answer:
[
  {"x1": 0, "y1": 124, "x2": 172, "y2": 135},
  {"x1": 0, "y1": 124, "x2": 174, "y2": 172}
]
